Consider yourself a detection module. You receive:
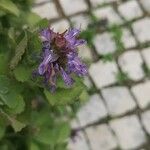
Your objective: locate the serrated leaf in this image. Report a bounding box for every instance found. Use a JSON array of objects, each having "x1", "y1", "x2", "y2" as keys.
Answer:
[
  {"x1": 14, "y1": 65, "x2": 31, "y2": 82},
  {"x1": 0, "y1": 0, "x2": 20, "y2": 16},
  {"x1": 0, "y1": 75, "x2": 25, "y2": 111},
  {"x1": 10, "y1": 32, "x2": 27, "y2": 70},
  {"x1": 10, "y1": 118, "x2": 26, "y2": 132}
]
